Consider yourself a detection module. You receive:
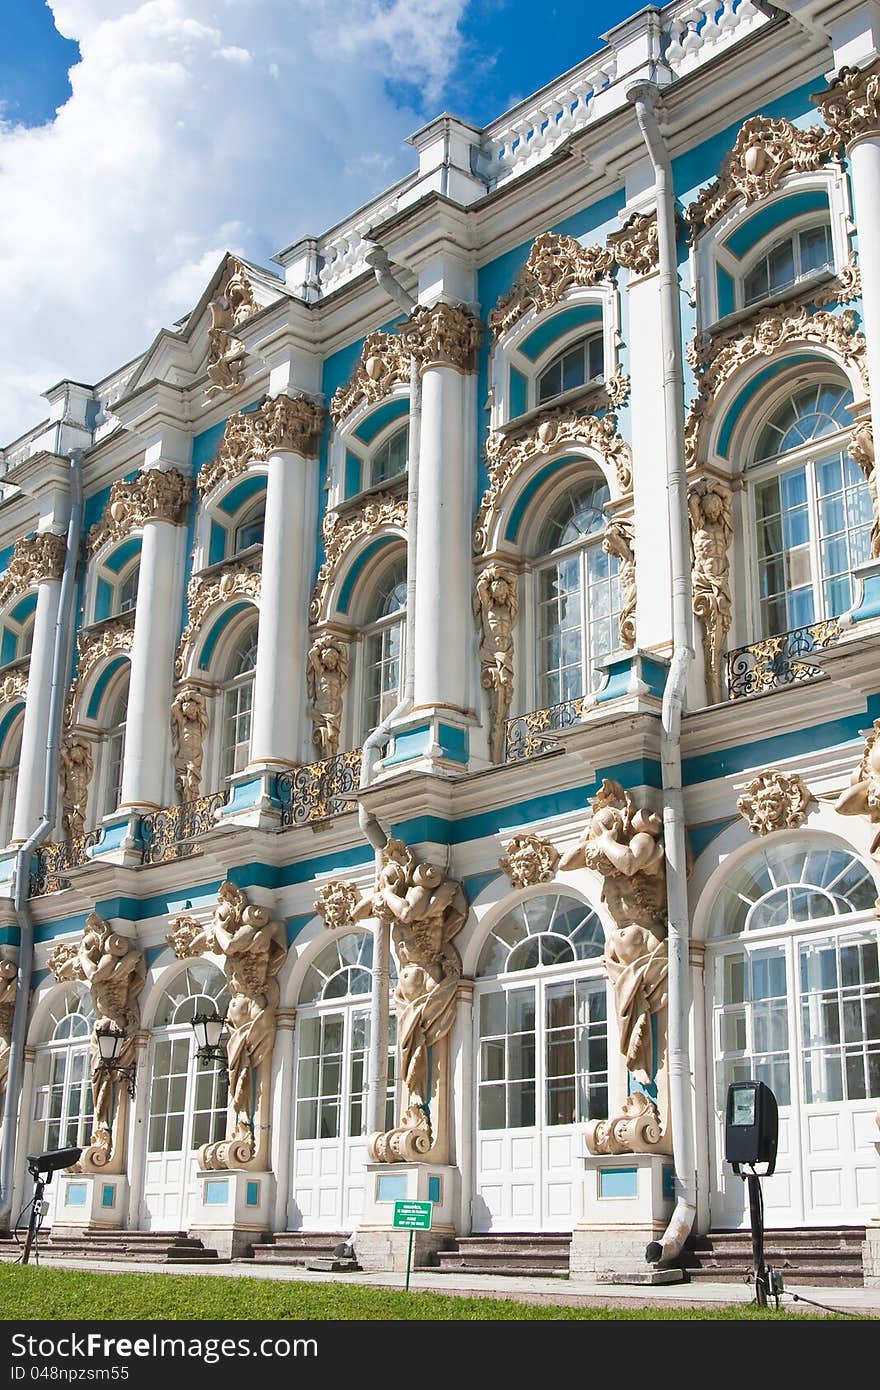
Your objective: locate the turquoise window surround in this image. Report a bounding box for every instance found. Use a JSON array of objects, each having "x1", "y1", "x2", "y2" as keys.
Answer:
[
  {"x1": 517, "y1": 304, "x2": 602, "y2": 363},
  {"x1": 509, "y1": 365, "x2": 528, "y2": 417},
  {"x1": 337, "y1": 536, "x2": 399, "y2": 615},
  {"x1": 103, "y1": 536, "x2": 141, "y2": 575},
  {"x1": 345, "y1": 452, "x2": 362, "y2": 499},
  {"x1": 716, "y1": 353, "x2": 815, "y2": 459},
  {"x1": 352, "y1": 397, "x2": 409, "y2": 445},
  {"x1": 9, "y1": 594, "x2": 37, "y2": 624},
  {"x1": 723, "y1": 190, "x2": 829, "y2": 260},
  {"x1": 198, "y1": 601, "x2": 255, "y2": 671},
  {"x1": 208, "y1": 520, "x2": 227, "y2": 567},
  {"x1": 217, "y1": 474, "x2": 266, "y2": 518},
  {"x1": 0, "y1": 630, "x2": 16, "y2": 666},
  {"x1": 86, "y1": 656, "x2": 127, "y2": 720},
  {"x1": 716, "y1": 265, "x2": 735, "y2": 319}
]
